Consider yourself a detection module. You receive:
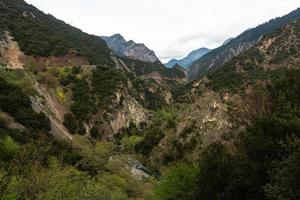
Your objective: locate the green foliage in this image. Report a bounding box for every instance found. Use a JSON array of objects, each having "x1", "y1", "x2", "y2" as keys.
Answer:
[
  {"x1": 153, "y1": 164, "x2": 199, "y2": 200},
  {"x1": 0, "y1": 77, "x2": 50, "y2": 131},
  {"x1": 90, "y1": 126, "x2": 101, "y2": 139},
  {"x1": 70, "y1": 78, "x2": 94, "y2": 122},
  {"x1": 135, "y1": 128, "x2": 165, "y2": 156},
  {"x1": 0, "y1": 118, "x2": 148, "y2": 199},
  {"x1": 153, "y1": 109, "x2": 176, "y2": 127},
  {"x1": 123, "y1": 58, "x2": 186, "y2": 79},
  {"x1": 264, "y1": 139, "x2": 300, "y2": 200},
  {"x1": 194, "y1": 69, "x2": 300, "y2": 200},
  {"x1": 0, "y1": 0, "x2": 113, "y2": 65},
  {"x1": 0, "y1": 136, "x2": 19, "y2": 161},
  {"x1": 63, "y1": 113, "x2": 78, "y2": 135},
  {"x1": 92, "y1": 66, "x2": 126, "y2": 107},
  {"x1": 121, "y1": 135, "x2": 143, "y2": 153},
  {"x1": 197, "y1": 143, "x2": 261, "y2": 200},
  {"x1": 79, "y1": 142, "x2": 114, "y2": 175}
]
